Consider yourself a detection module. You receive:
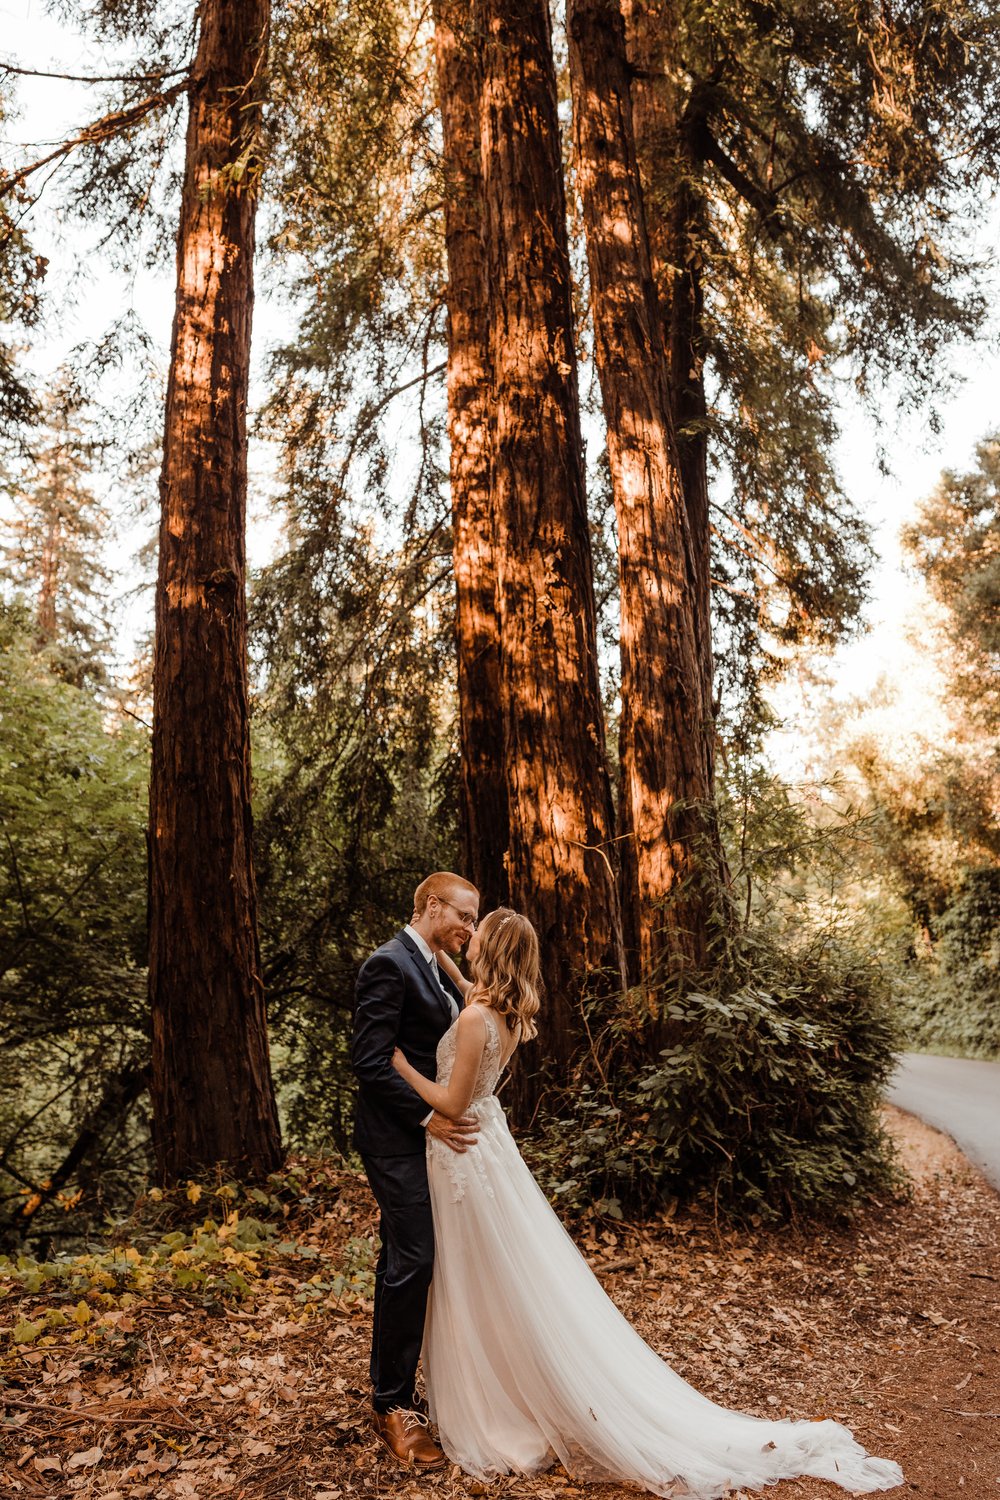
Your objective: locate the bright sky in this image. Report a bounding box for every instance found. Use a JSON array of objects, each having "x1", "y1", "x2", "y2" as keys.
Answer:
[
  {"x1": 4, "y1": 0, "x2": 1000, "y2": 764},
  {"x1": 767, "y1": 355, "x2": 1000, "y2": 779}
]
